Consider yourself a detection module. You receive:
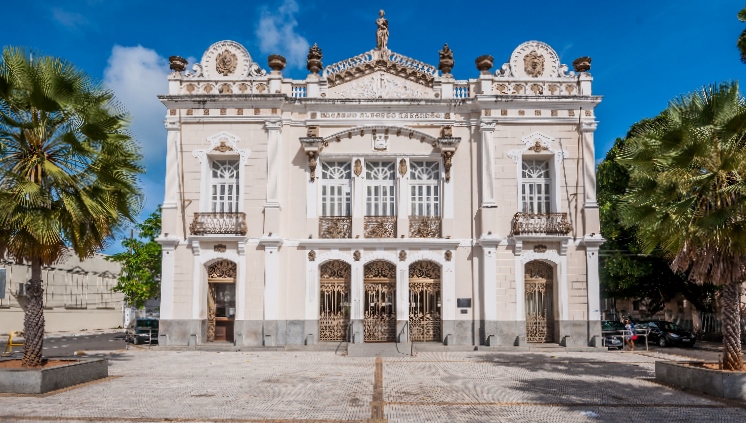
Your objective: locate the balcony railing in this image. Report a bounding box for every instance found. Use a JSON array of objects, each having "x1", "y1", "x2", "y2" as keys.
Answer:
[
  {"x1": 319, "y1": 216, "x2": 352, "y2": 239},
  {"x1": 511, "y1": 212, "x2": 572, "y2": 236},
  {"x1": 364, "y1": 216, "x2": 397, "y2": 238},
  {"x1": 190, "y1": 212, "x2": 247, "y2": 236},
  {"x1": 409, "y1": 216, "x2": 442, "y2": 238}
]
